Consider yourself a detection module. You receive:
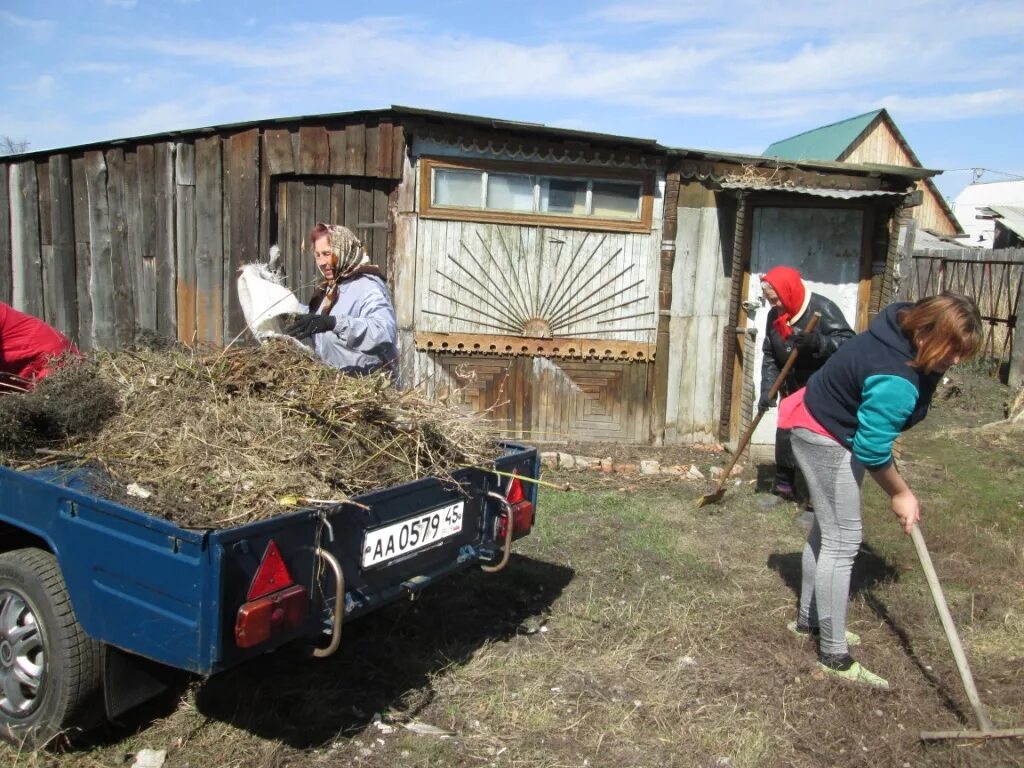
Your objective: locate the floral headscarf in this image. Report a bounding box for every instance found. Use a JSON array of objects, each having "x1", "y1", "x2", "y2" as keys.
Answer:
[
  {"x1": 320, "y1": 224, "x2": 371, "y2": 281},
  {"x1": 309, "y1": 223, "x2": 383, "y2": 314}
]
